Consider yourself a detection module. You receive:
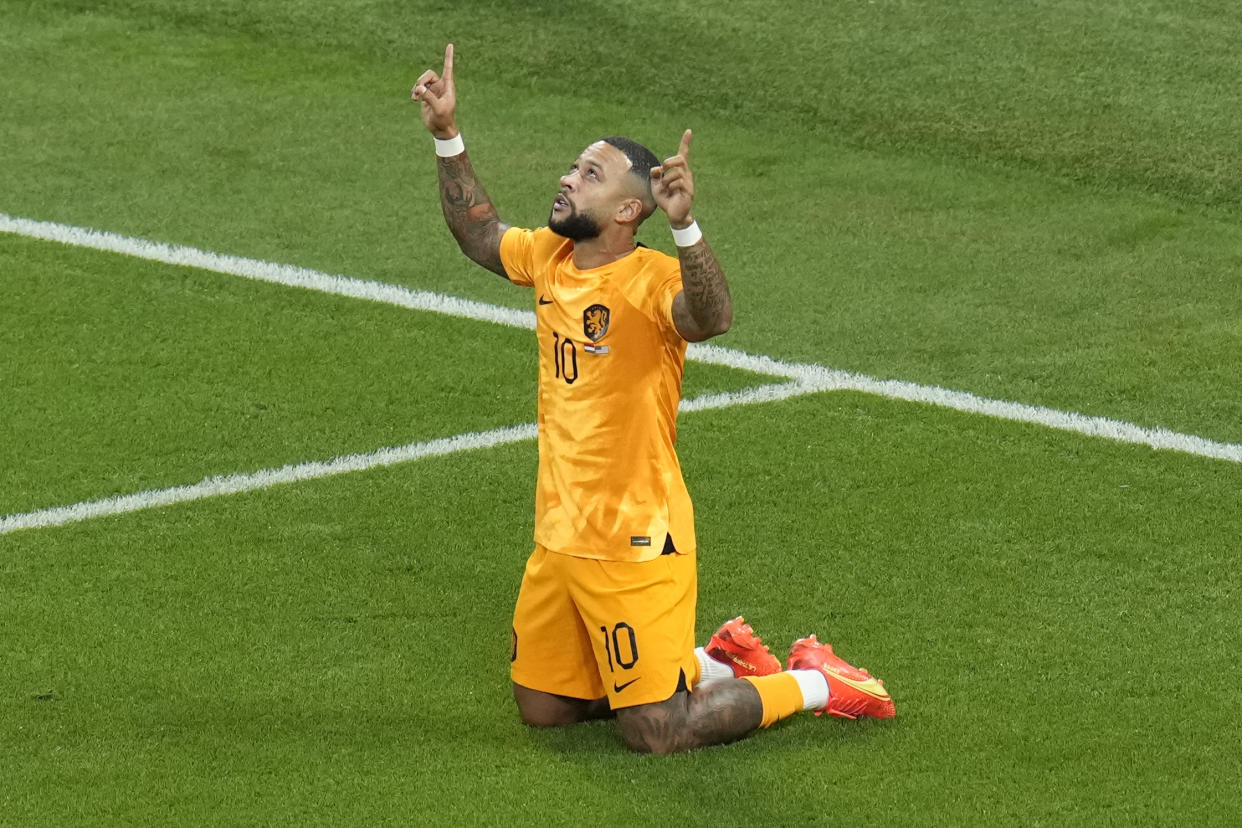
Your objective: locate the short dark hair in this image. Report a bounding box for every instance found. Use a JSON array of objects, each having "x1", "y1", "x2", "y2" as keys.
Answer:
[
  {"x1": 601, "y1": 136, "x2": 659, "y2": 220},
  {"x1": 601, "y1": 136, "x2": 659, "y2": 183}
]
